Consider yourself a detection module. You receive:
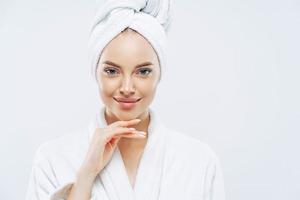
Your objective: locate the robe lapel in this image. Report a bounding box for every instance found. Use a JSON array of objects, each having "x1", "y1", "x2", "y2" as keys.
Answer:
[
  {"x1": 100, "y1": 147, "x2": 135, "y2": 200},
  {"x1": 88, "y1": 107, "x2": 168, "y2": 200},
  {"x1": 133, "y1": 114, "x2": 167, "y2": 200}
]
